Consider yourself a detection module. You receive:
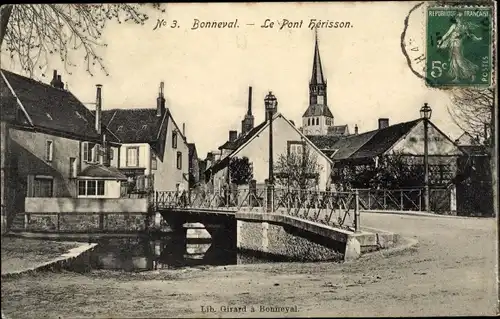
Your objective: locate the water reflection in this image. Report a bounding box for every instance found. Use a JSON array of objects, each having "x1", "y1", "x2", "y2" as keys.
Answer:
[{"x1": 90, "y1": 234, "x2": 239, "y2": 272}]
